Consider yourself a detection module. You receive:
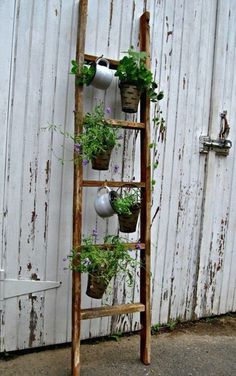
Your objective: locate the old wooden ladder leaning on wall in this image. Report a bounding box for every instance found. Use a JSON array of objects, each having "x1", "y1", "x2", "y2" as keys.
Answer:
[{"x1": 72, "y1": 1, "x2": 151, "y2": 374}]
